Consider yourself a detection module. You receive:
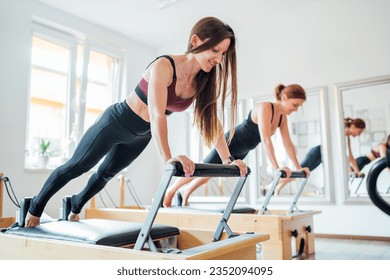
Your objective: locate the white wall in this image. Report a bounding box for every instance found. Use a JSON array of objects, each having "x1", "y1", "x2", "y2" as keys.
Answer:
[
  {"x1": 0, "y1": 0, "x2": 160, "y2": 220},
  {"x1": 1, "y1": 0, "x2": 389, "y2": 237}
]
